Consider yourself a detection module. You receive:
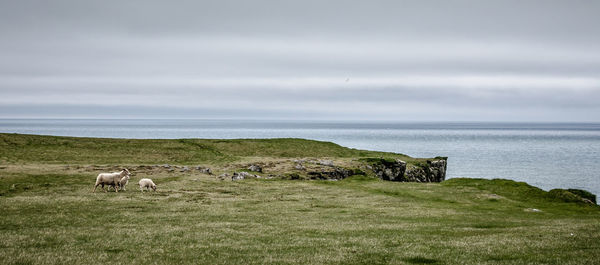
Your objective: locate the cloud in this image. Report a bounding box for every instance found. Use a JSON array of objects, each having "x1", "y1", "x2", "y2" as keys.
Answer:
[{"x1": 0, "y1": 1, "x2": 599, "y2": 121}]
